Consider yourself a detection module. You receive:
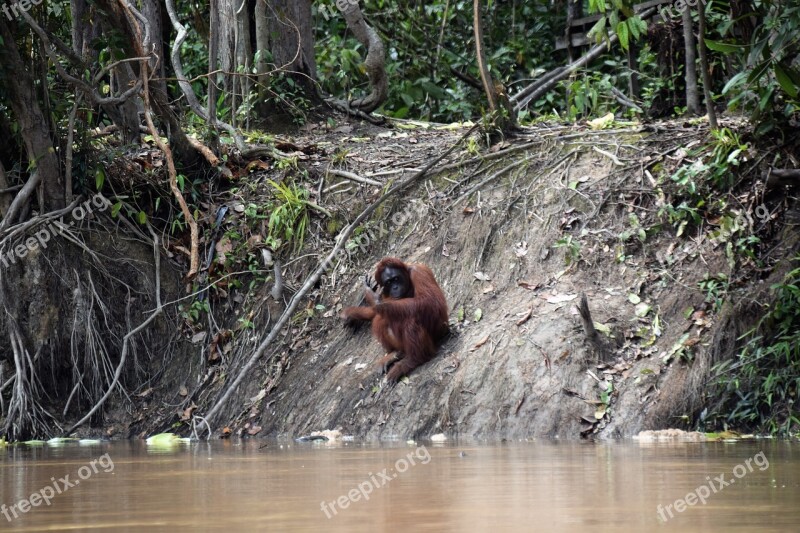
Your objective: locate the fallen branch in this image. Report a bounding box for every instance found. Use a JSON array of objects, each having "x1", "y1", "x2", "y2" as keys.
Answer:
[
  {"x1": 327, "y1": 169, "x2": 382, "y2": 187},
  {"x1": 766, "y1": 168, "x2": 800, "y2": 189},
  {"x1": 187, "y1": 136, "x2": 233, "y2": 179},
  {"x1": 610, "y1": 86, "x2": 643, "y2": 114},
  {"x1": 592, "y1": 146, "x2": 623, "y2": 166}
]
